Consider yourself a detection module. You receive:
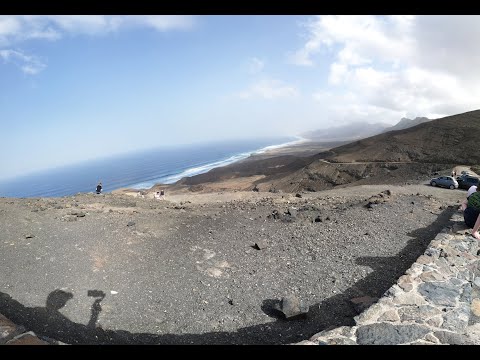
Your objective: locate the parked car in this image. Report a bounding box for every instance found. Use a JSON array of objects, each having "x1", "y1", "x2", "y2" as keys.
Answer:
[
  {"x1": 456, "y1": 175, "x2": 479, "y2": 190},
  {"x1": 430, "y1": 176, "x2": 458, "y2": 189}
]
